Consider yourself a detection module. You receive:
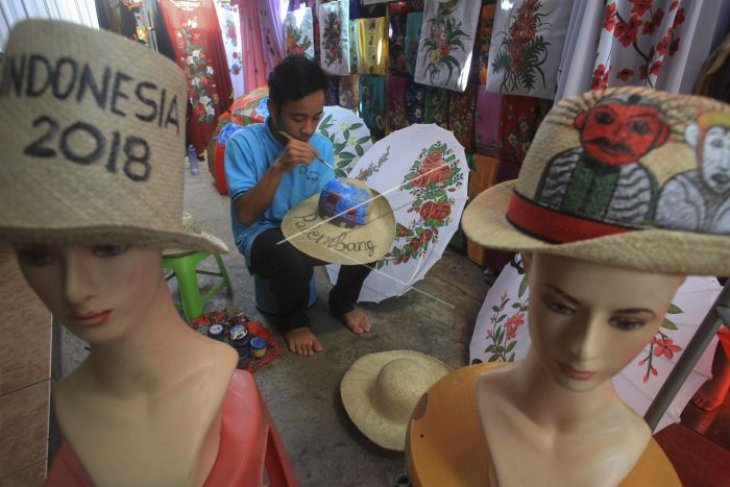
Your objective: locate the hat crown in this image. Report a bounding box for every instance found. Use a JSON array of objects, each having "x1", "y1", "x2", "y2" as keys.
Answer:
[
  {"x1": 509, "y1": 87, "x2": 730, "y2": 243},
  {"x1": 318, "y1": 177, "x2": 372, "y2": 228},
  {"x1": 0, "y1": 19, "x2": 209, "y2": 250},
  {"x1": 373, "y1": 359, "x2": 432, "y2": 422}
]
